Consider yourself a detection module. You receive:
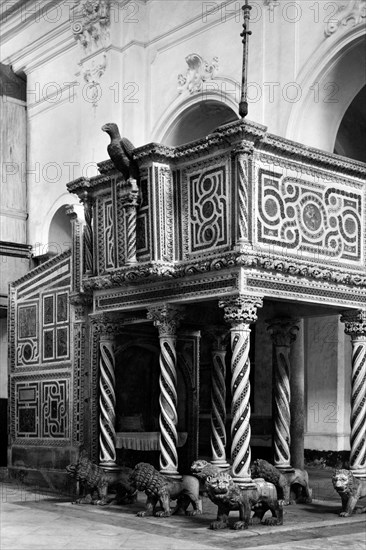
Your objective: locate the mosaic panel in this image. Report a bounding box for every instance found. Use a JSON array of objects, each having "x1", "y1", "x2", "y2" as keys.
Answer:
[
  {"x1": 18, "y1": 305, "x2": 37, "y2": 338},
  {"x1": 56, "y1": 293, "x2": 68, "y2": 322},
  {"x1": 42, "y1": 291, "x2": 70, "y2": 363},
  {"x1": 16, "y1": 382, "x2": 39, "y2": 437},
  {"x1": 188, "y1": 166, "x2": 229, "y2": 254},
  {"x1": 17, "y1": 303, "x2": 39, "y2": 366},
  {"x1": 41, "y1": 380, "x2": 69, "y2": 438},
  {"x1": 257, "y1": 170, "x2": 363, "y2": 263}
]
